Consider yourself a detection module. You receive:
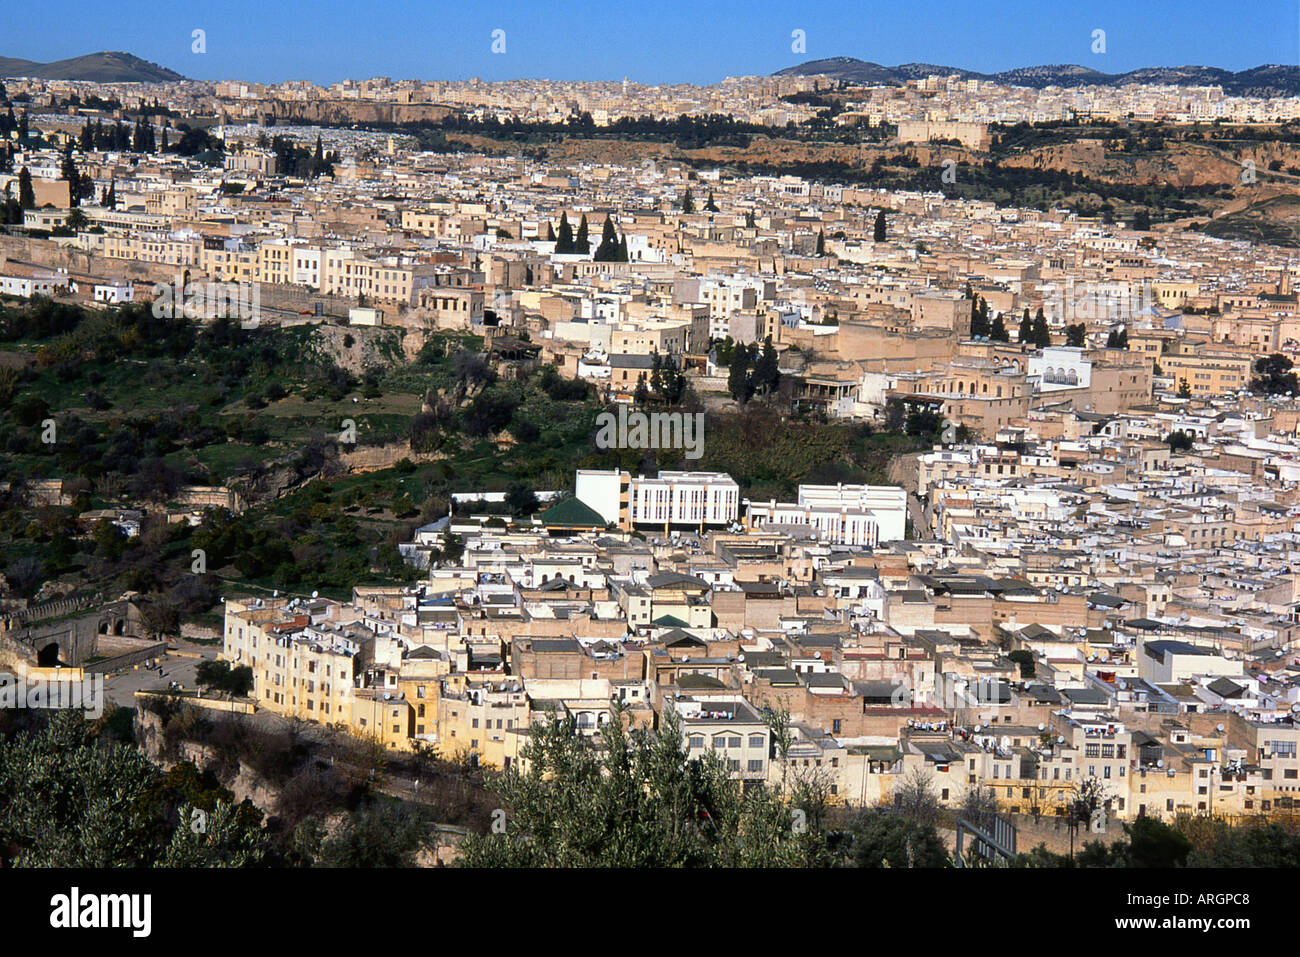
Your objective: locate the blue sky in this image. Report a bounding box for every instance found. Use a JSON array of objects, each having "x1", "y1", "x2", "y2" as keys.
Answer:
[{"x1": 6, "y1": 0, "x2": 1298, "y2": 85}]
